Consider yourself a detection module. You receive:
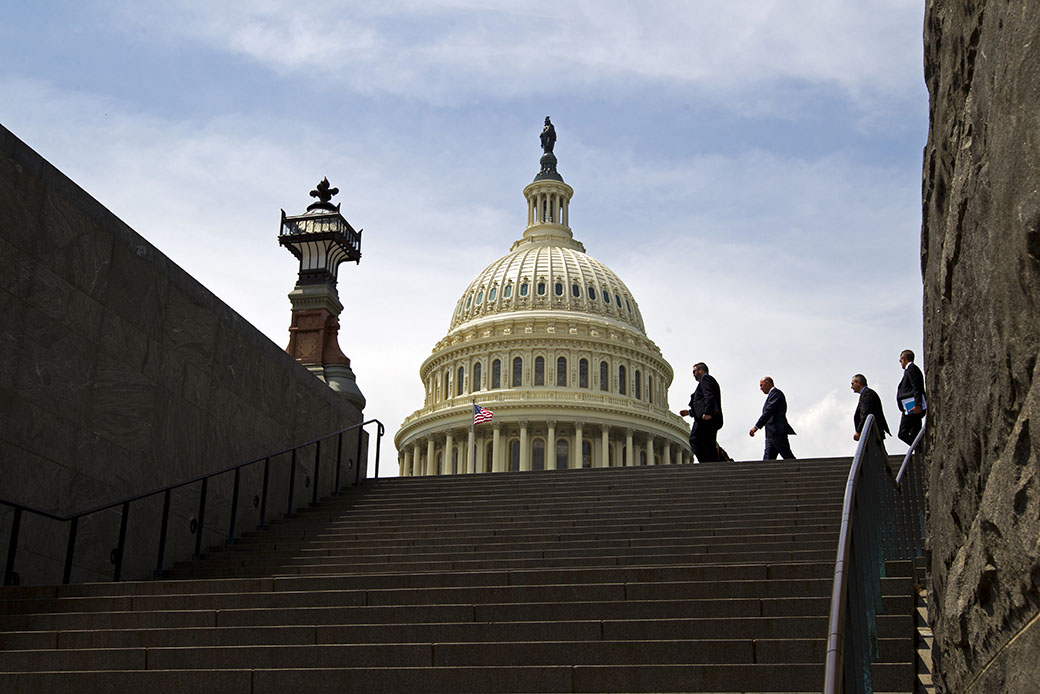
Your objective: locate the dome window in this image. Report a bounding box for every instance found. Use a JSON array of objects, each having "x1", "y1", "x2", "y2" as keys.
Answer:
[
  {"x1": 466, "y1": 295, "x2": 472, "y2": 309},
  {"x1": 534, "y1": 356, "x2": 545, "y2": 386},
  {"x1": 625, "y1": 297, "x2": 631, "y2": 312},
  {"x1": 491, "y1": 359, "x2": 501, "y2": 389},
  {"x1": 512, "y1": 357, "x2": 523, "y2": 387},
  {"x1": 537, "y1": 282, "x2": 546, "y2": 295},
  {"x1": 588, "y1": 286, "x2": 596, "y2": 300},
  {"x1": 554, "y1": 282, "x2": 563, "y2": 296},
  {"x1": 476, "y1": 291, "x2": 483, "y2": 305},
  {"x1": 635, "y1": 370, "x2": 642, "y2": 400},
  {"x1": 600, "y1": 361, "x2": 609, "y2": 391},
  {"x1": 556, "y1": 357, "x2": 567, "y2": 386},
  {"x1": 457, "y1": 366, "x2": 465, "y2": 396},
  {"x1": 519, "y1": 283, "x2": 529, "y2": 297},
  {"x1": 579, "y1": 359, "x2": 589, "y2": 388},
  {"x1": 488, "y1": 287, "x2": 497, "y2": 301},
  {"x1": 571, "y1": 284, "x2": 580, "y2": 297},
  {"x1": 615, "y1": 294, "x2": 622, "y2": 308},
  {"x1": 474, "y1": 362, "x2": 482, "y2": 391},
  {"x1": 504, "y1": 285, "x2": 512, "y2": 299},
  {"x1": 618, "y1": 365, "x2": 627, "y2": 395},
  {"x1": 602, "y1": 289, "x2": 610, "y2": 303}
]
